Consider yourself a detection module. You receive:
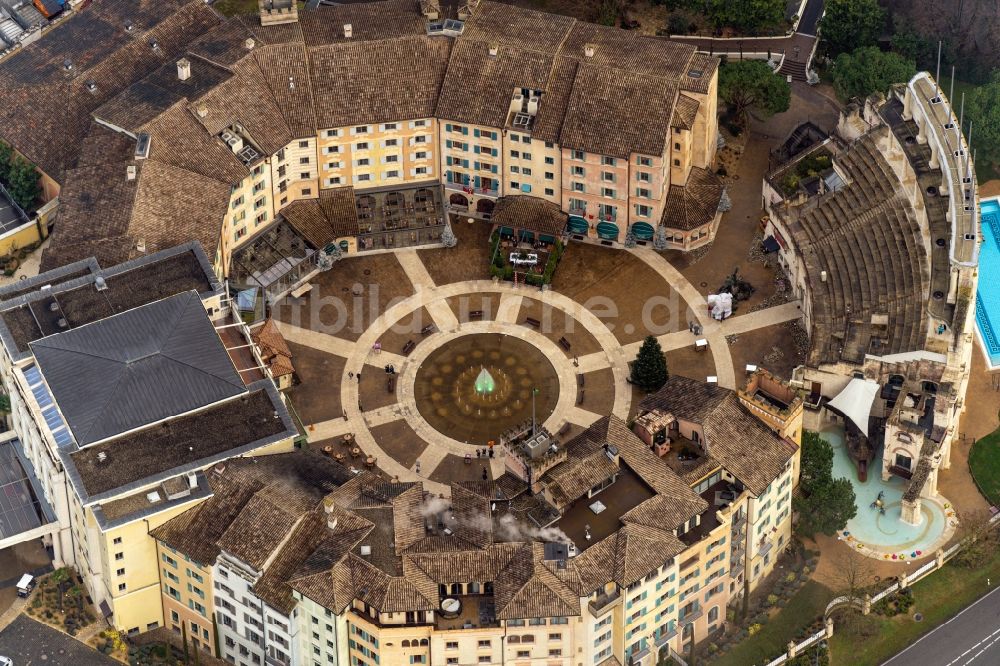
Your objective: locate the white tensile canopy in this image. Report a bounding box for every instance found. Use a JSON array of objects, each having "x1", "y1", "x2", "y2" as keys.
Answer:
[{"x1": 827, "y1": 377, "x2": 880, "y2": 437}]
